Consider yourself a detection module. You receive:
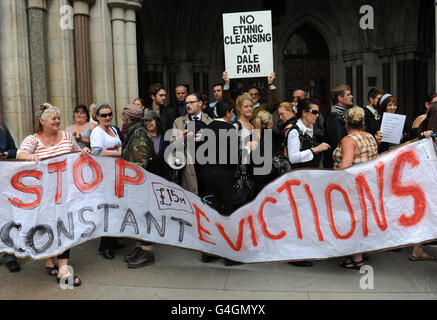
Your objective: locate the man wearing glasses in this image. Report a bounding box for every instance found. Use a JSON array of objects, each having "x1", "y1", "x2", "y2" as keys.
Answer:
[{"x1": 171, "y1": 93, "x2": 213, "y2": 195}]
